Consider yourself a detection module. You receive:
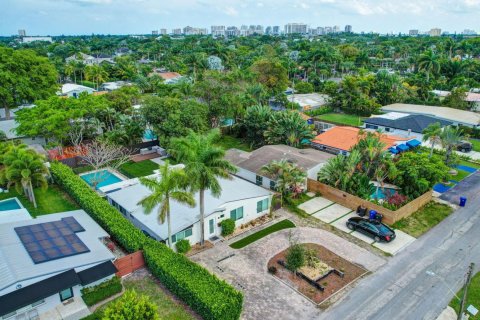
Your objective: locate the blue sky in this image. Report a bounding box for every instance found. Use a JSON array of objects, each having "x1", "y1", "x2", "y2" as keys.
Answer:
[{"x1": 1, "y1": 0, "x2": 479, "y2": 36}]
